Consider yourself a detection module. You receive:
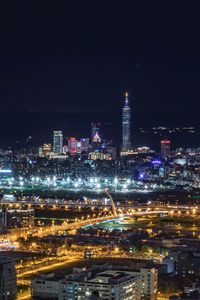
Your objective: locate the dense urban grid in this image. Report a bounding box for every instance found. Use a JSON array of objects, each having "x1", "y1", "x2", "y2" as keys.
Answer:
[{"x1": 0, "y1": 94, "x2": 200, "y2": 300}]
